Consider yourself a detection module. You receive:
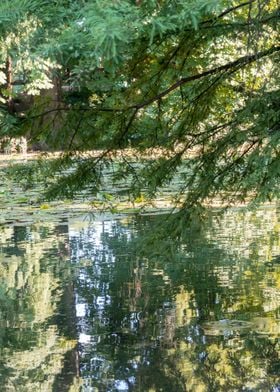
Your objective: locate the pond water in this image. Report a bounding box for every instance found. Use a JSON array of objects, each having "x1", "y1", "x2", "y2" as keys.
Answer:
[{"x1": 0, "y1": 205, "x2": 279, "y2": 391}]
